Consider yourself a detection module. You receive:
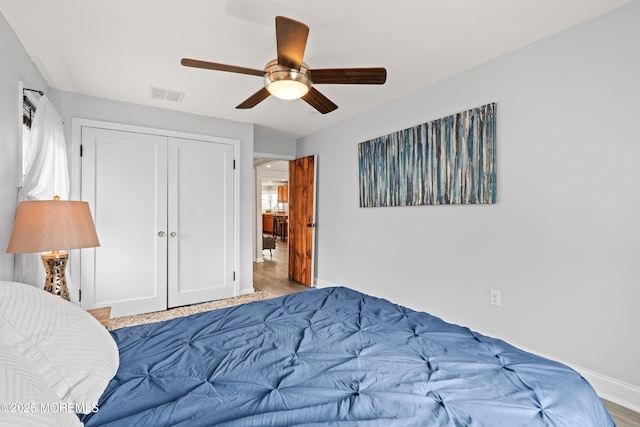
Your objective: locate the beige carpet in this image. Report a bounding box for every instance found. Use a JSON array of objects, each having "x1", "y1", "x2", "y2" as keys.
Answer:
[{"x1": 108, "y1": 291, "x2": 279, "y2": 330}]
